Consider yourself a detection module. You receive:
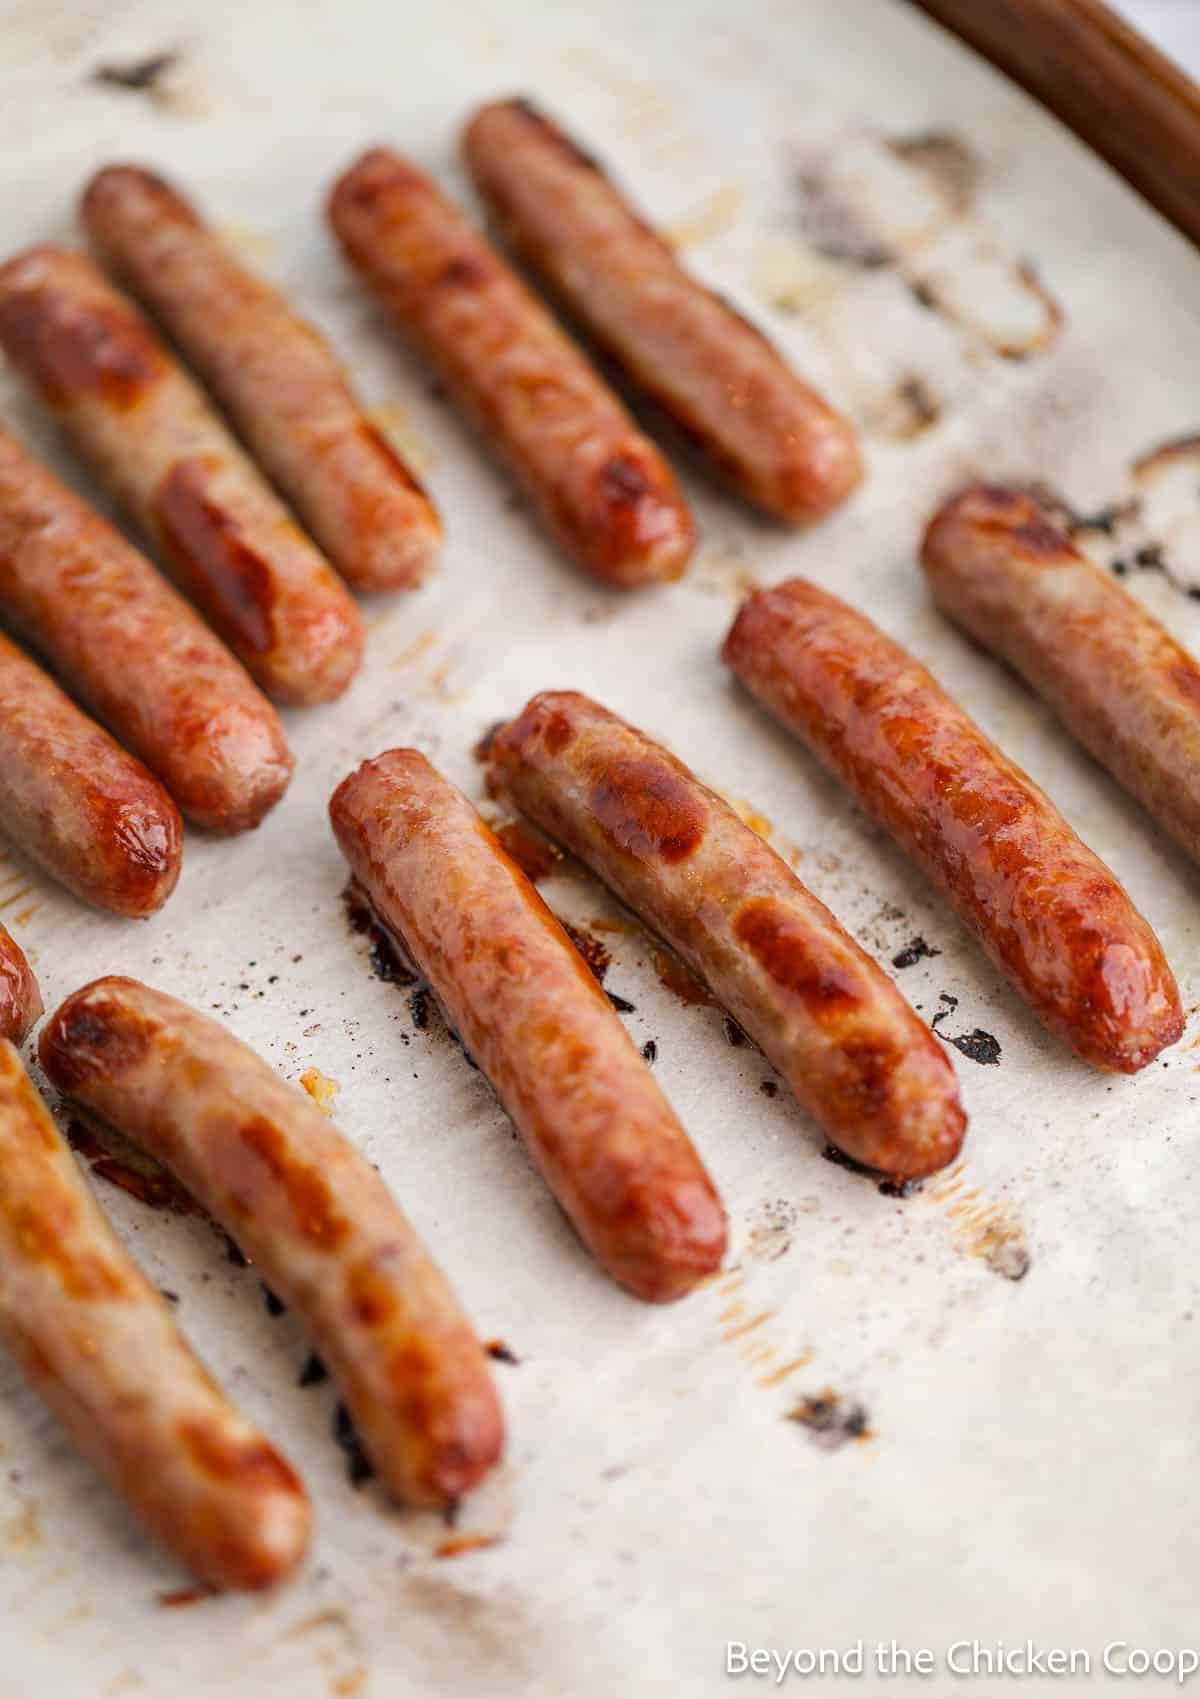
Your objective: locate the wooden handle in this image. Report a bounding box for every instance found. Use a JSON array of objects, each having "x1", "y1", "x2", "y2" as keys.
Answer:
[{"x1": 910, "y1": 0, "x2": 1200, "y2": 249}]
